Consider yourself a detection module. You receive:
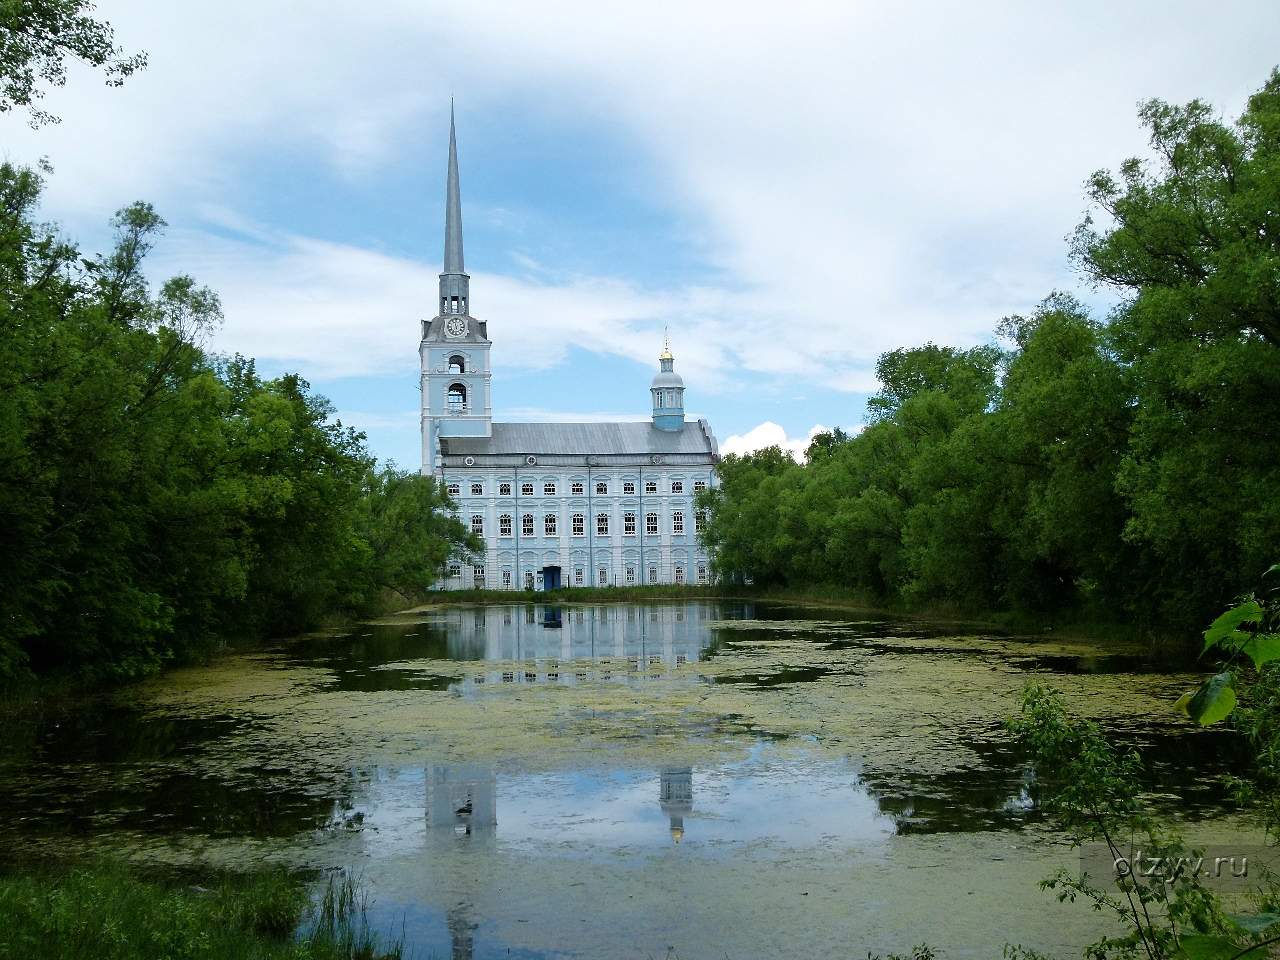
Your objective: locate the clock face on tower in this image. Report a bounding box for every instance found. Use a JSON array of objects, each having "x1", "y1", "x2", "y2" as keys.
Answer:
[{"x1": 444, "y1": 316, "x2": 467, "y2": 339}]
